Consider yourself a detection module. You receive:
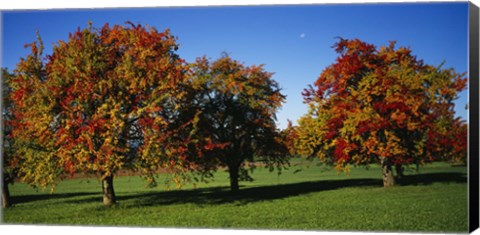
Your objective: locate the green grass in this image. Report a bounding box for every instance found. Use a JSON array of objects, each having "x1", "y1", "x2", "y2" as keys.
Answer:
[{"x1": 2, "y1": 159, "x2": 468, "y2": 233}]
